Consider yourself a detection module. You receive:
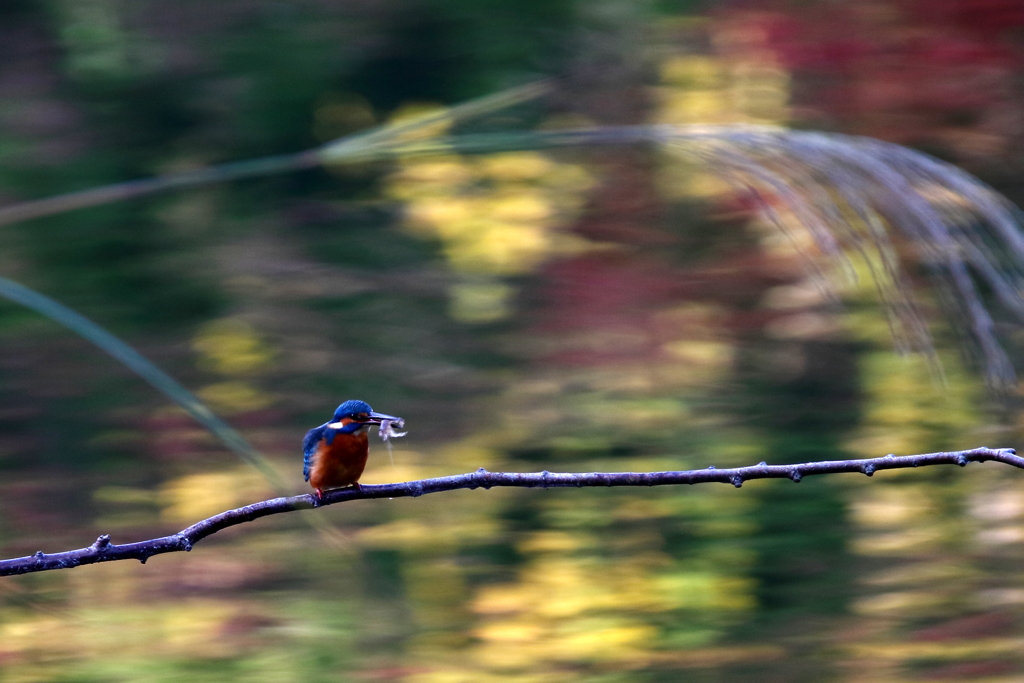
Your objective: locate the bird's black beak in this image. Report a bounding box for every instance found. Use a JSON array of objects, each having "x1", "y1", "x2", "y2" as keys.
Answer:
[{"x1": 364, "y1": 411, "x2": 403, "y2": 426}]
